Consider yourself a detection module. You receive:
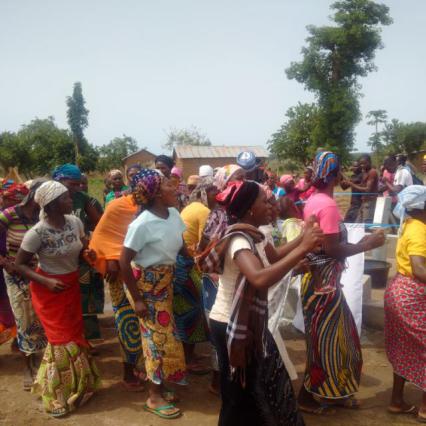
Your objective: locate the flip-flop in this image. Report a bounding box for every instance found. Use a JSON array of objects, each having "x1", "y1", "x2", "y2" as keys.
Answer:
[
  {"x1": 143, "y1": 403, "x2": 181, "y2": 419},
  {"x1": 120, "y1": 380, "x2": 145, "y2": 392},
  {"x1": 50, "y1": 407, "x2": 68, "y2": 418},
  {"x1": 388, "y1": 405, "x2": 417, "y2": 415}
]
